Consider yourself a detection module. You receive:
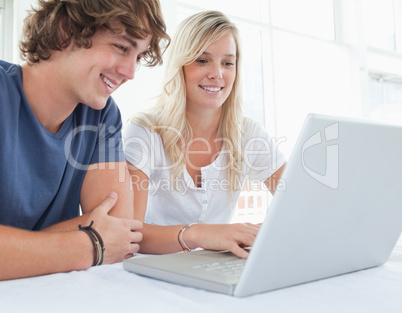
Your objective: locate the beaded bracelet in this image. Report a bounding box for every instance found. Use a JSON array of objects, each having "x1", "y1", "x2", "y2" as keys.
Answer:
[
  {"x1": 178, "y1": 223, "x2": 196, "y2": 252},
  {"x1": 78, "y1": 221, "x2": 105, "y2": 266}
]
